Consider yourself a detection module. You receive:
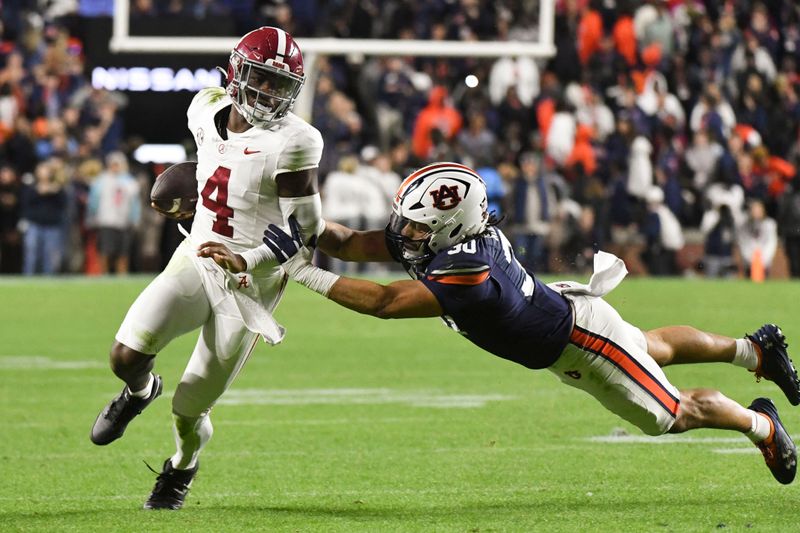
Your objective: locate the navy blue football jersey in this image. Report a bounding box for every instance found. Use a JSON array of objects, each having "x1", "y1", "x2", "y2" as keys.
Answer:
[{"x1": 417, "y1": 227, "x2": 573, "y2": 369}]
